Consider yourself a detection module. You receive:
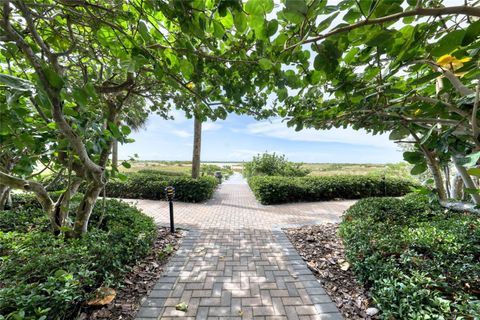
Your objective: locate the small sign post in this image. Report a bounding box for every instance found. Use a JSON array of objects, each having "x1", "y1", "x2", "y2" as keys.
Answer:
[{"x1": 165, "y1": 186, "x2": 175, "y2": 233}]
